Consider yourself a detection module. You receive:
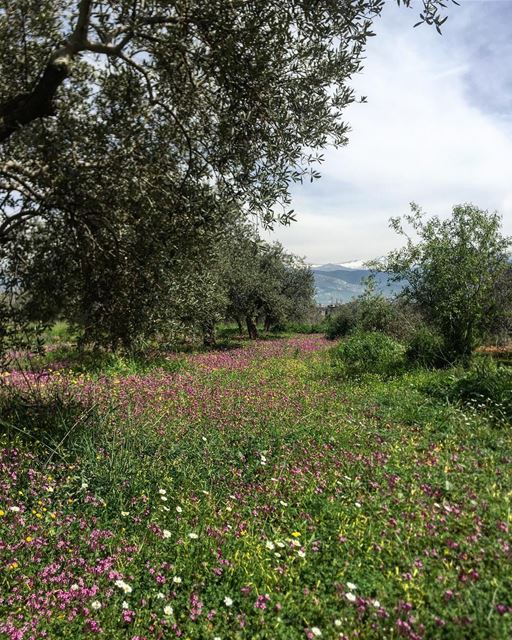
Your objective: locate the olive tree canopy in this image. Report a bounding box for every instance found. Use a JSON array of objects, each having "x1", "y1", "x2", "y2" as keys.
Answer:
[
  {"x1": 377, "y1": 203, "x2": 511, "y2": 363},
  {"x1": 0, "y1": 0, "x2": 455, "y2": 353},
  {"x1": 0, "y1": 0, "x2": 454, "y2": 237}
]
